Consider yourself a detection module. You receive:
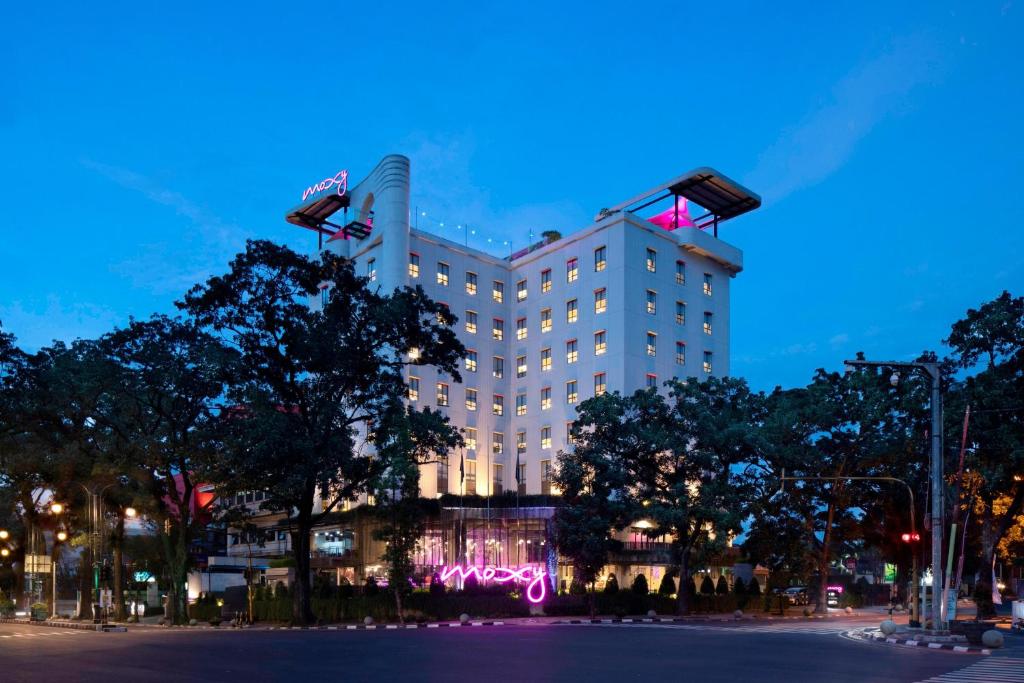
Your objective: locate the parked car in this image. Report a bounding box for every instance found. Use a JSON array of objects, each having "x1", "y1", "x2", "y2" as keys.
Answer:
[{"x1": 783, "y1": 587, "x2": 810, "y2": 606}]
